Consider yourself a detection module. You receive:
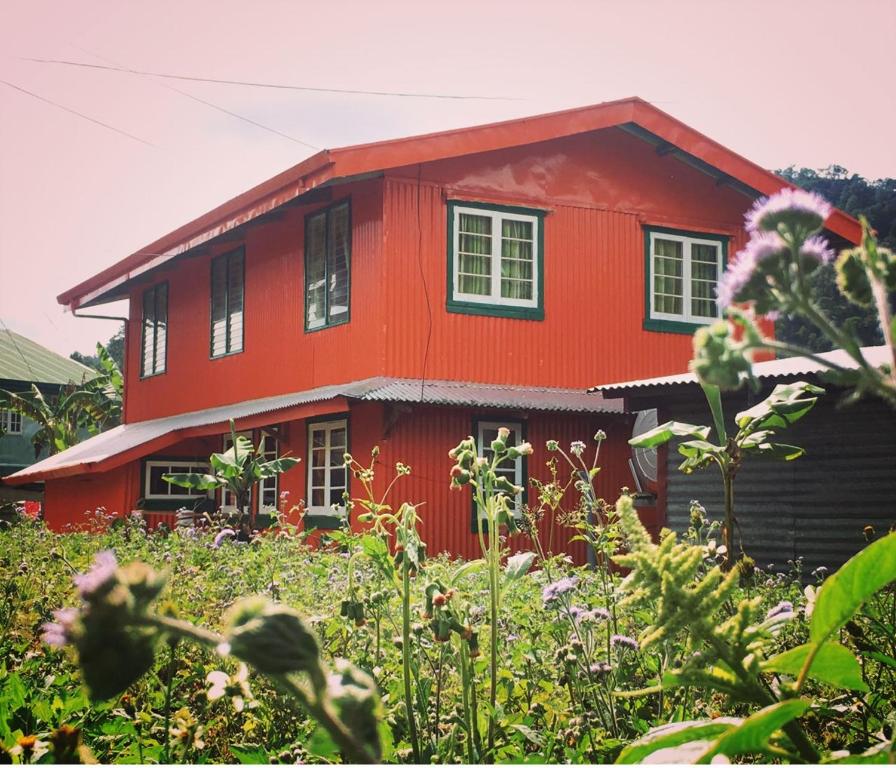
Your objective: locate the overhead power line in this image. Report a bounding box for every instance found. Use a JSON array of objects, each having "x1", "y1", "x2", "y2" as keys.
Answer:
[
  {"x1": 20, "y1": 57, "x2": 522, "y2": 101},
  {"x1": 70, "y1": 45, "x2": 320, "y2": 150},
  {"x1": 1, "y1": 78, "x2": 154, "y2": 147}
]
